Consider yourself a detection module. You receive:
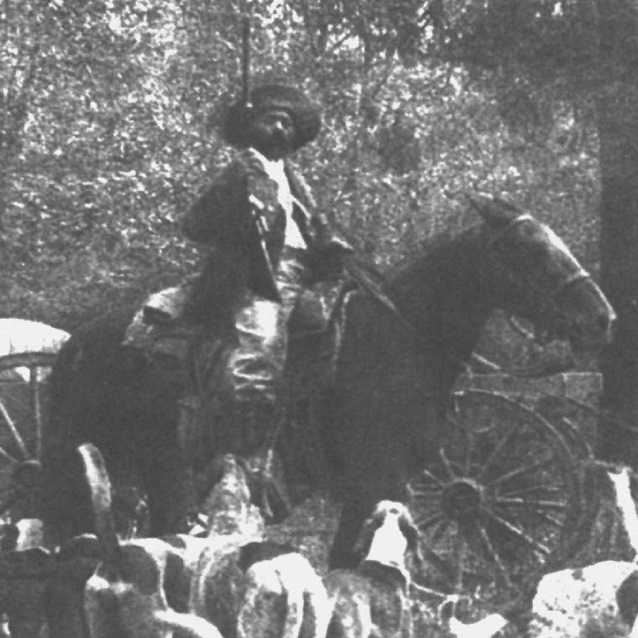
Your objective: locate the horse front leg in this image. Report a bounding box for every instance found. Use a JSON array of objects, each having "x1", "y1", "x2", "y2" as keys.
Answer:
[
  {"x1": 329, "y1": 465, "x2": 412, "y2": 569},
  {"x1": 329, "y1": 495, "x2": 373, "y2": 569},
  {"x1": 143, "y1": 446, "x2": 193, "y2": 536}
]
